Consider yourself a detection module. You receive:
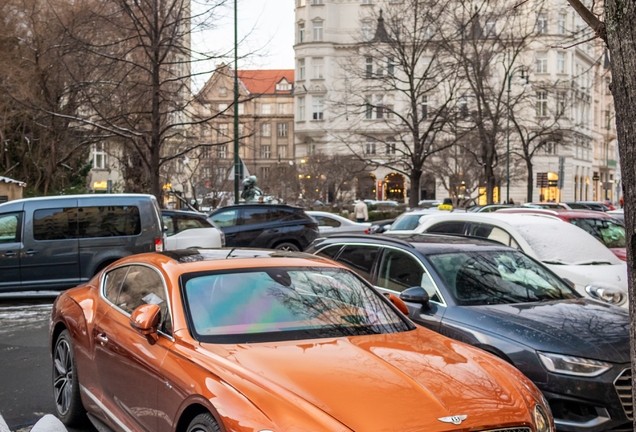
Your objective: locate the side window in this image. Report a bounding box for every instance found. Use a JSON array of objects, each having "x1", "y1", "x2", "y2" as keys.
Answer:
[
  {"x1": 77, "y1": 206, "x2": 141, "y2": 238},
  {"x1": 210, "y1": 209, "x2": 238, "y2": 227},
  {"x1": 336, "y1": 245, "x2": 379, "y2": 280},
  {"x1": 470, "y1": 224, "x2": 517, "y2": 248},
  {"x1": 116, "y1": 265, "x2": 172, "y2": 334},
  {"x1": 241, "y1": 208, "x2": 270, "y2": 225},
  {"x1": 33, "y1": 208, "x2": 77, "y2": 240},
  {"x1": 0, "y1": 213, "x2": 20, "y2": 243},
  {"x1": 426, "y1": 221, "x2": 466, "y2": 235},
  {"x1": 176, "y1": 216, "x2": 210, "y2": 232},
  {"x1": 316, "y1": 244, "x2": 343, "y2": 259},
  {"x1": 319, "y1": 216, "x2": 341, "y2": 228},
  {"x1": 377, "y1": 250, "x2": 441, "y2": 301},
  {"x1": 163, "y1": 215, "x2": 175, "y2": 236},
  {"x1": 104, "y1": 267, "x2": 129, "y2": 304}
]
